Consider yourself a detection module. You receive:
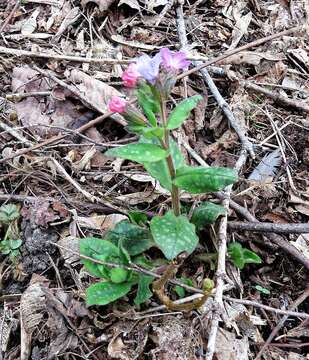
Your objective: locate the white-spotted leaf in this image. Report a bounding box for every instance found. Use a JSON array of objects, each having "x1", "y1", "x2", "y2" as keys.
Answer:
[
  {"x1": 86, "y1": 281, "x2": 133, "y2": 306},
  {"x1": 174, "y1": 166, "x2": 238, "y2": 193},
  {"x1": 167, "y1": 95, "x2": 202, "y2": 130},
  {"x1": 150, "y1": 211, "x2": 199, "y2": 260},
  {"x1": 105, "y1": 143, "x2": 168, "y2": 163}
]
